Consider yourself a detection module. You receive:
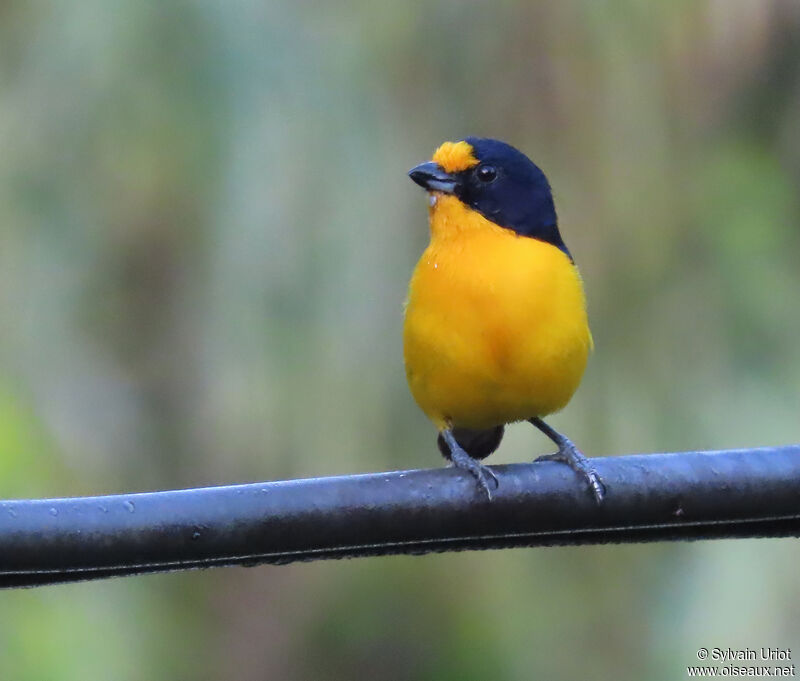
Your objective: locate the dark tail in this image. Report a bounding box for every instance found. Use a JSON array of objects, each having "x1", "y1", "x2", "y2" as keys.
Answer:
[{"x1": 437, "y1": 425, "x2": 505, "y2": 461}]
